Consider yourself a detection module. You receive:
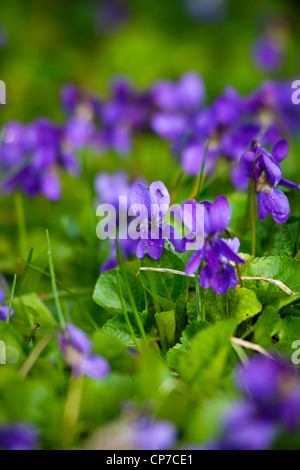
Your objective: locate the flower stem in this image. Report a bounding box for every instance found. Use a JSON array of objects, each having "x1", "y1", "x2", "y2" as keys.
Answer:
[
  {"x1": 61, "y1": 376, "x2": 83, "y2": 445},
  {"x1": 195, "y1": 138, "x2": 210, "y2": 202},
  {"x1": 200, "y1": 282, "x2": 205, "y2": 321},
  {"x1": 19, "y1": 259, "x2": 99, "y2": 330},
  {"x1": 116, "y1": 269, "x2": 141, "y2": 353},
  {"x1": 251, "y1": 178, "x2": 256, "y2": 257},
  {"x1": 242, "y1": 180, "x2": 252, "y2": 236},
  {"x1": 116, "y1": 238, "x2": 147, "y2": 342},
  {"x1": 14, "y1": 192, "x2": 27, "y2": 259},
  {"x1": 296, "y1": 217, "x2": 300, "y2": 254},
  {"x1": 7, "y1": 274, "x2": 17, "y2": 324},
  {"x1": 236, "y1": 264, "x2": 243, "y2": 288},
  {"x1": 250, "y1": 153, "x2": 263, "y2": 257},
  {"x1": 19, "y1": 331, "x2": 57, "y2": 379},
  {"x1": 194, "y1": 269, "x2": 201, "y2": 321},
  {"x1": 46, "y1": 230, "x2": 66, "y2": 329}
]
